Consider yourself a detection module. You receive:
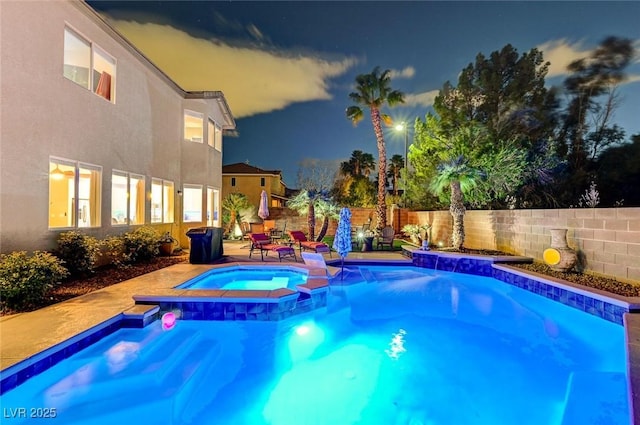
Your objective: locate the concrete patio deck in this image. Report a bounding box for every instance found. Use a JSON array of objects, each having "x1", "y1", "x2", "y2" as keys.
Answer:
[{"x1": 0, "y1": 240, "x2": 406, "y2": 372}]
